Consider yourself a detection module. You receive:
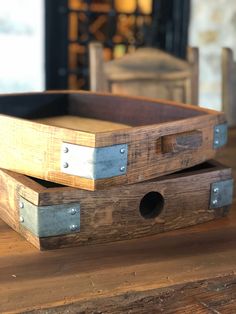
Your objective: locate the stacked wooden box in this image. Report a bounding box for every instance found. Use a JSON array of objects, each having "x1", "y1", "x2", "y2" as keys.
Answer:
[{"x1": 0, "y1": 91, "x2": 233, "y2": 250}]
